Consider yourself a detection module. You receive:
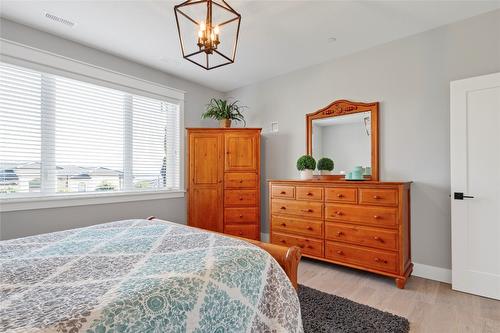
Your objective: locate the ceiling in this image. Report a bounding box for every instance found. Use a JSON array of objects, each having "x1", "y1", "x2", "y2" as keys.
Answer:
[{"x1": 1, "y1": 1, "x2": 499, "y2": 92}]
